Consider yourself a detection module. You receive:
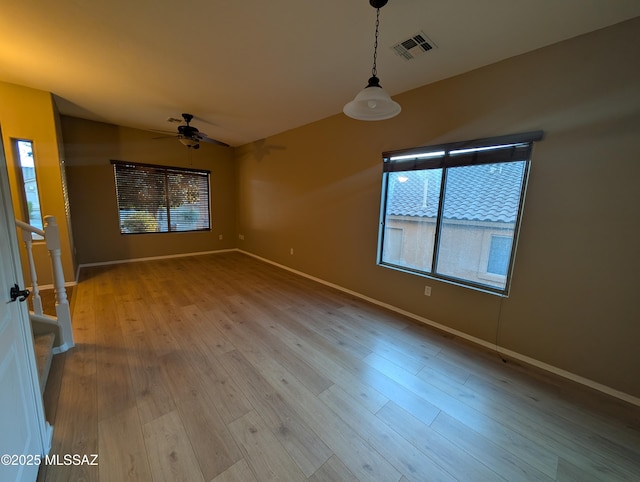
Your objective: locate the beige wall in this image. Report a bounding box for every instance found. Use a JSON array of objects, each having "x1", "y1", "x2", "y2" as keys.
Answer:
[
  {"x1": 60, "y1": 117, "x2": 236, "y2": 264},
  {"x1": 235, "y1": 18, "x2": 640, "y2": 398},
  {"x1": 8, "y1": 18, "x2": 637, "y2": 399},
  {"x1": 0, "y1": 82, "x2": 75, "y2": 286}
]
